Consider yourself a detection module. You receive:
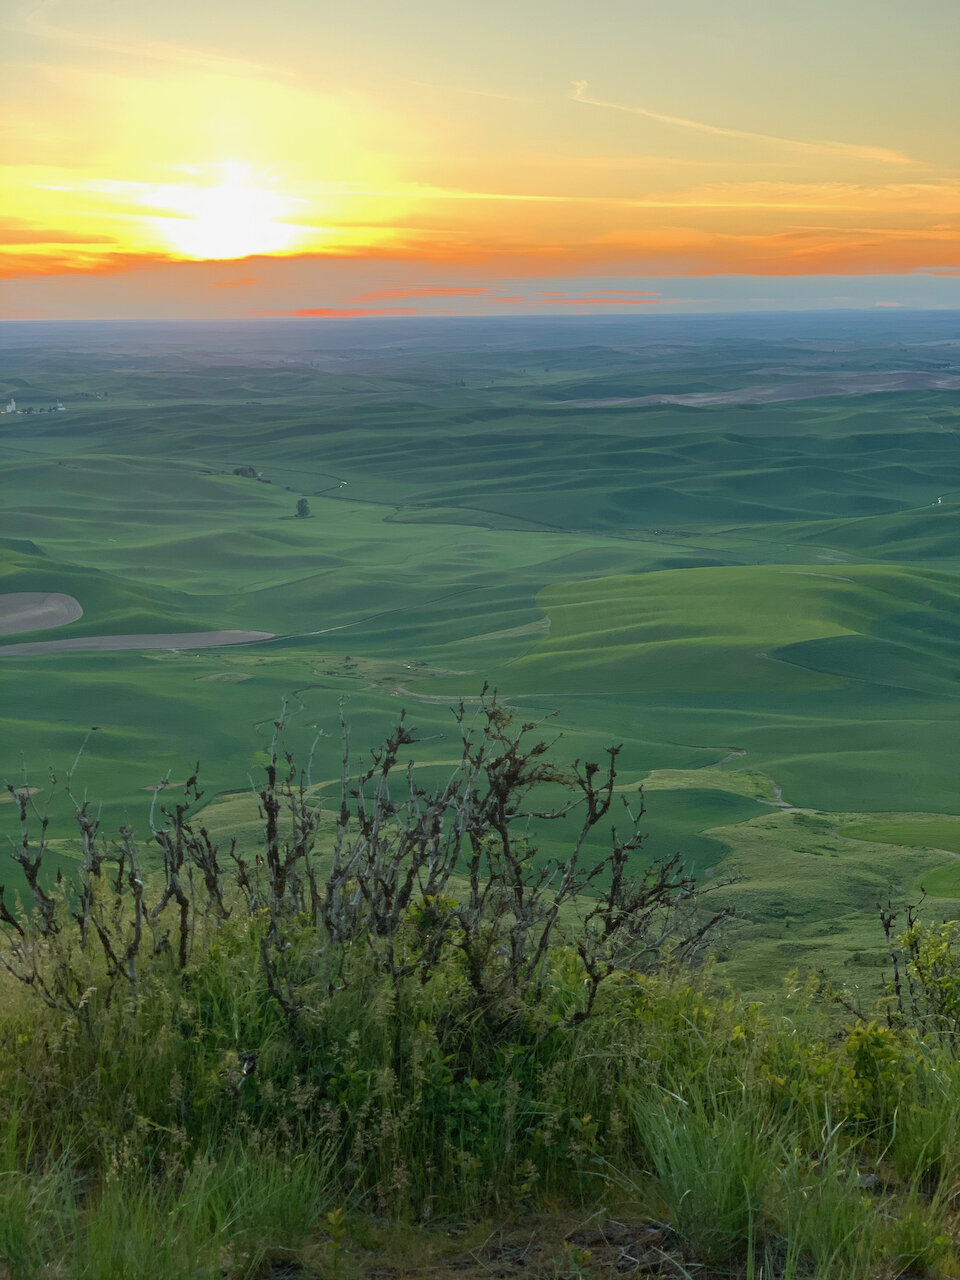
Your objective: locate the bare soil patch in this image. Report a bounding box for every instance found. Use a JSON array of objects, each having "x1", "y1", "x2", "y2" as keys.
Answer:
[
  {"x1": 0, "y1": 630, "x2": 274, "y2": 657},
  {"x1": 562, "y1": 370, "x2": 960, "y2": 409},
  {"x1": 304, "y1": 1215, "x2": 688, "y2": 1280},
  {"x1": 0, "y1": 786, "x2": 39, "y2": 804},
  {"x1": 0, "y1": 592, "x2": 83, "y2": 635}
]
